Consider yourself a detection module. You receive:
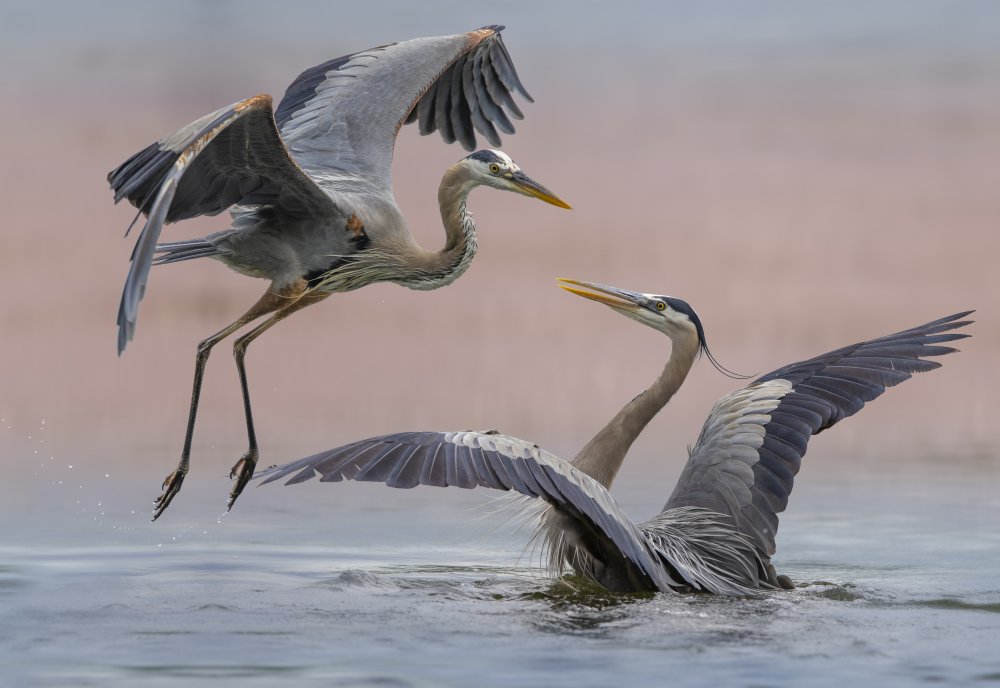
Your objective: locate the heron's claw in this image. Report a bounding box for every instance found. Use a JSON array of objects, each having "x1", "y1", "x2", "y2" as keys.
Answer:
[
  {"x1": 153, "y1": 468, "x2": 187, "y2": 521},
  {"x1": 227, "y1": 450, "x2": 258, "y2": 511}
]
